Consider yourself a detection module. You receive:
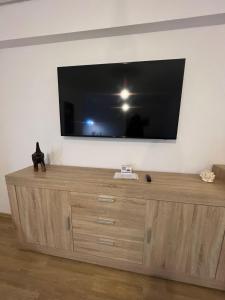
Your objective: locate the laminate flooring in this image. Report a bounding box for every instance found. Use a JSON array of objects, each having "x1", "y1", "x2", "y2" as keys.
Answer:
[{"x1": 0, "y1": 215, "x2": 224, "y2": 300}]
